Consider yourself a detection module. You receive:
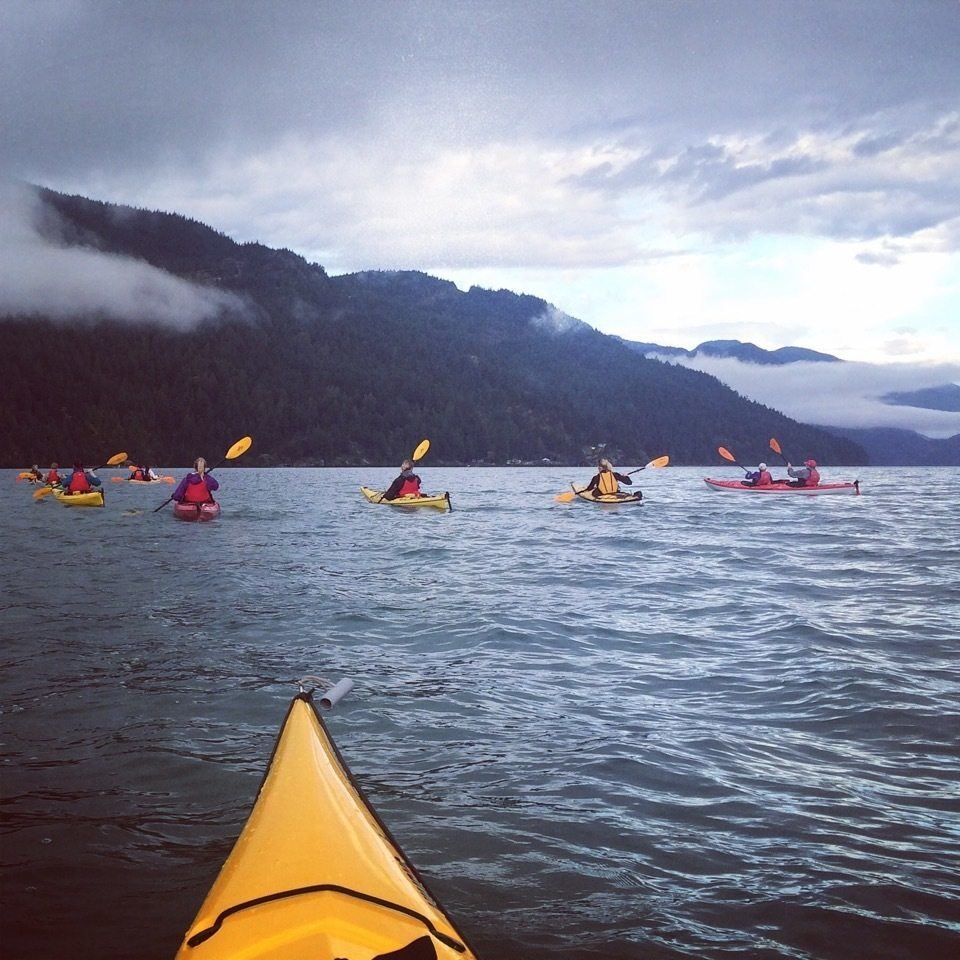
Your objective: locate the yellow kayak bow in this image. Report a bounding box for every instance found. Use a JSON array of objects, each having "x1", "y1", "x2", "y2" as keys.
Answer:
[{"x1": 175, "y1": 694, "x2": 478, "y2": 960}]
